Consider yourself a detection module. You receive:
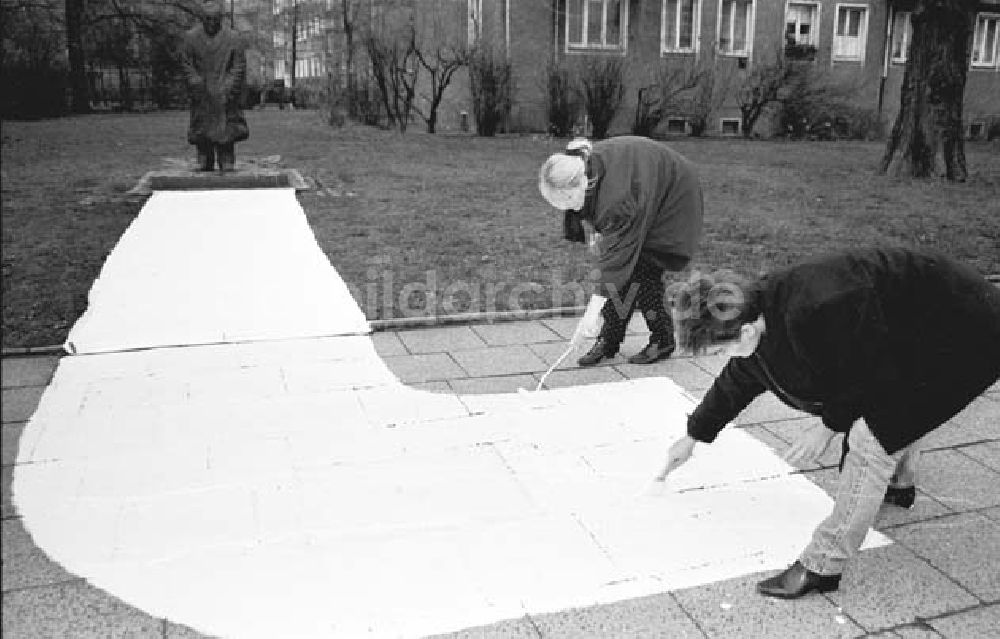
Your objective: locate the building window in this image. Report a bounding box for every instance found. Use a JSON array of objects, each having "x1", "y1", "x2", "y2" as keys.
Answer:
[
  {"x1": 785, "y1": 2, "x2": 818, "y2": 60},
  {"x1": 719, "y1": 0, "x2": 752, "y2": 56},
  {"x1": 666, "y1": 117, "x2": 688, "y2": 134},
  {"x1": 720, "y1": 118, "x2": 741, "y2": 135},
  {"x1": 567, "y1": 0, "x2": 627, "y2": 52},
  {"x1": 468, "y1": 0, "x2": 482, "y2": 45},
  {"x1": 662, "y1": 0, "x2": 699, "y2": 53},
  {"x1": 890, "y1": 10, "x2": 911, "y2": 63},
  {"x1": 972, "y1": 13, "x2": 999, "y2": 68},
  {"x1": 832, "y1": 4, "x2": 868, "y2": 62}
]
